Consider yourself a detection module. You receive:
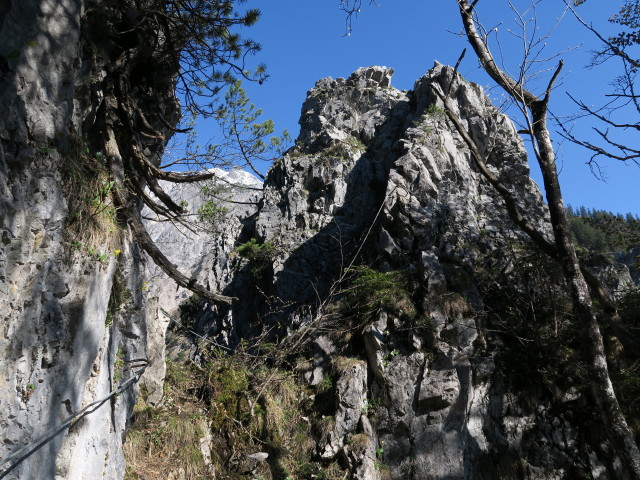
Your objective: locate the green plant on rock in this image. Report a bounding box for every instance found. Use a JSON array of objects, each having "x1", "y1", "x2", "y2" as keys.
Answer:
[
  {"x1": 425, "y1": 103, "x2": 444, "y2": 116},
  {"x1": 346, "y1": 266, "x2": 417, "y2": 321},
  {"x1": 316, "y1": 375, "x2": 333, "y2": 394},
  {"x1": 317, "y1": 135, "x2": 365, "y2": 162},
  {"x1": 86, "y1": 245, "x2": 110, "y2": 264},
  {"x1": 60, "y1": 131, "x2": 121, "y2": 256},
  {"x1": 314, "y1": 416, "x2": 336, "y2": 446},
  {"x1": 375, "y1": 442, "x2": 384, "y2": 460},
  {"x1": 176, "y1": 294, "x2": 202, "y2": 334},
  {"x1": 198, "y1": 199, "x2": 229, "y2": 230},
  {"x1": 381, "y1": 349, "x2": 399, "y2": 368},
  {"x1": 362, "y1": 398, "x2": 381, "y2": 416},
  {"x1": 616, "y1": 286, "x2": 640, "y2": 329},
  {"x1": 196, "y1": 182, "x2": 231, "y2": 233},
  {"x1": 106, "y1": 266, "x2": 131, "y2": 328},
  {"x1": 439, "y1": 292, "x2": 475, "y2": 319},
  {"x1": 332, "y1": 355, "x2": 362, "y2": 373},
  {"x1": 411, "y1": 104, "x2": 445, "y2": 137},
  {"x1": 114, "y1": 347, "x2": 125, "y2": 383},
  {"x1": 344, "y1": 135, "x2": 367, "y2": 152},
  {"x1": 317, "y1": 143, "x2": 350, "y2": 162},
  {"x1": 235, "y1": 238, "x2": 276, "y2": 279},
  {"x1": 202, "y1": 352, "x2": 328, "y2": 478}
]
